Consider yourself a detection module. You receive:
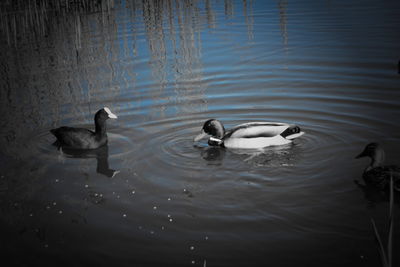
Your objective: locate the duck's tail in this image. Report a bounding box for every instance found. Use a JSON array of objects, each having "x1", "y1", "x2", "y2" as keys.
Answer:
[{"x1": 280, "y1": 125, "x2": 305, "y2": 140}]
